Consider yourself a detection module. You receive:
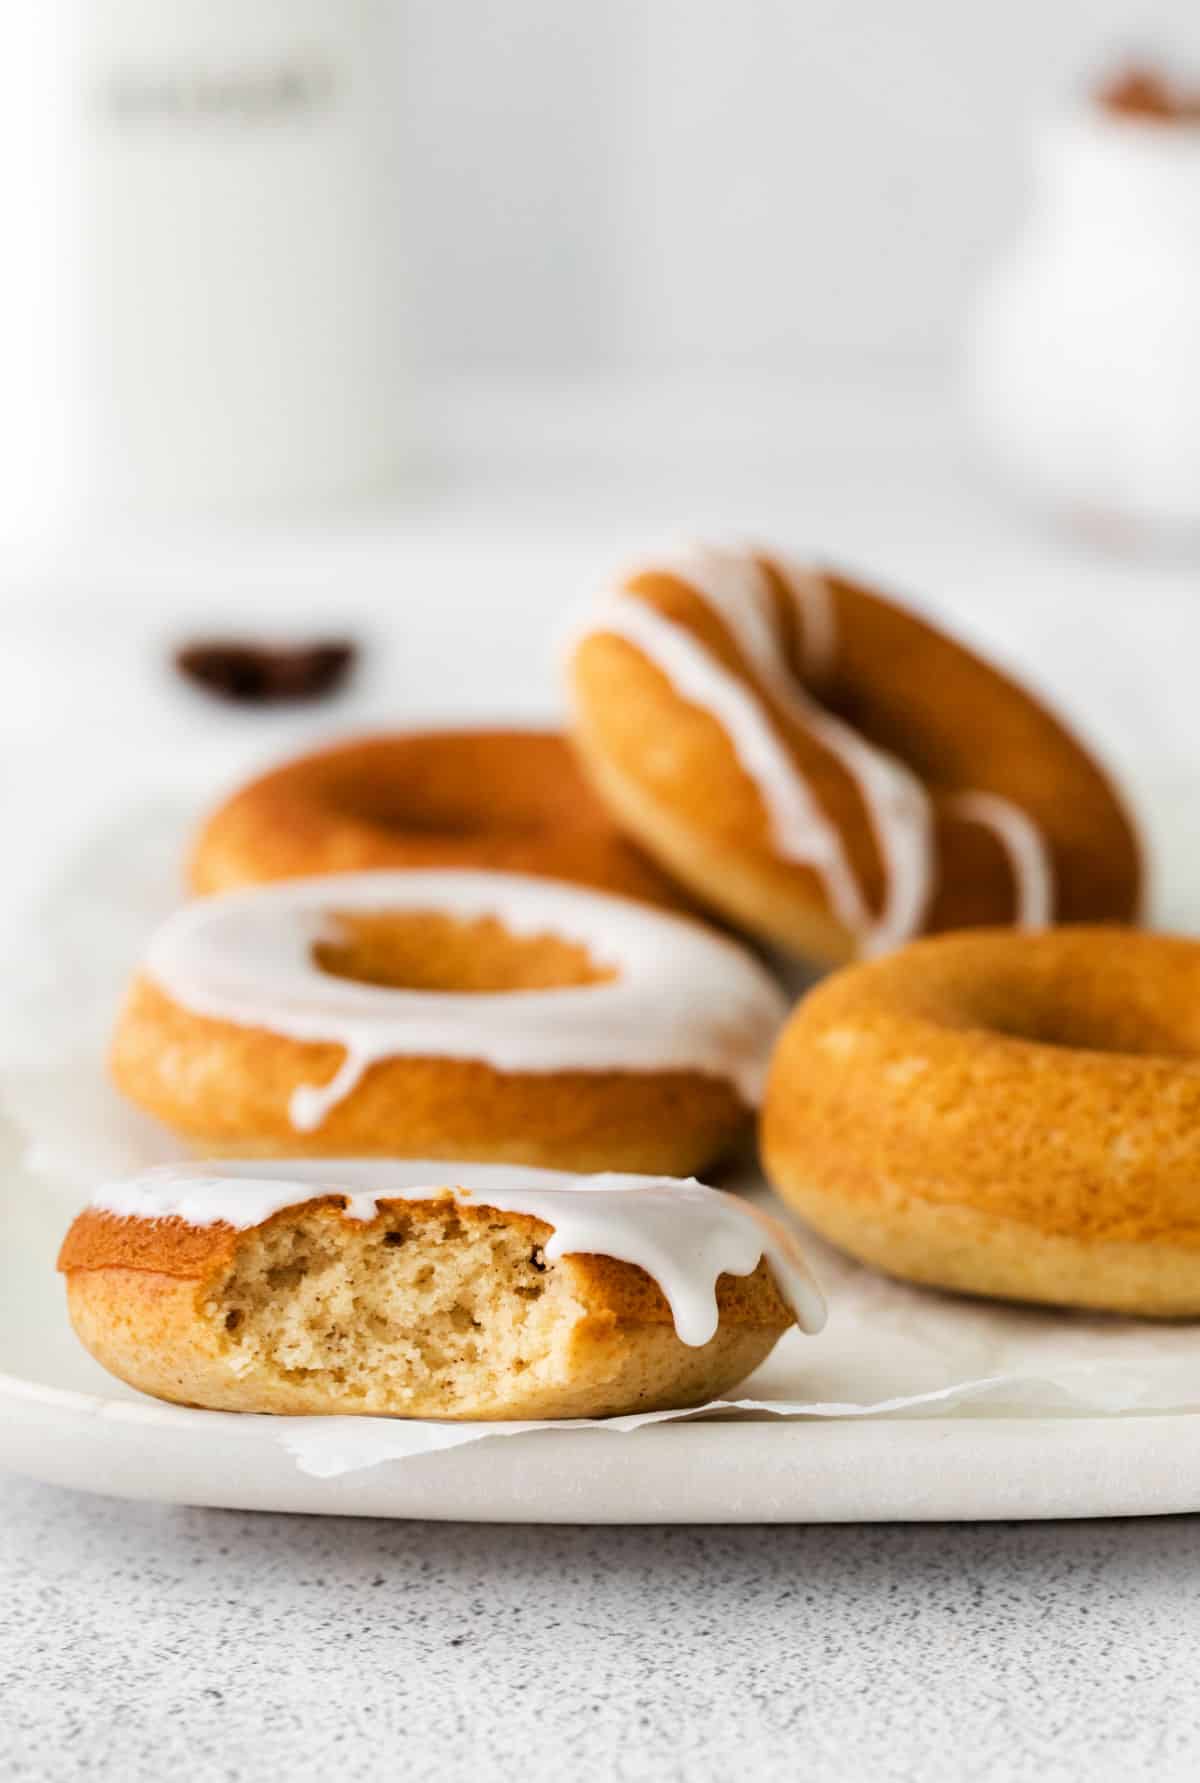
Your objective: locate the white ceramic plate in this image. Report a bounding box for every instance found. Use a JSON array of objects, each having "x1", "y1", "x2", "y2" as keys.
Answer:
[
  {"x1": 7, "y1": 1161, "x2": 1200, "y2": 1523},
  {"x1": 8, "y1": 784, "x2": 1200, "y2": 1524}
]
